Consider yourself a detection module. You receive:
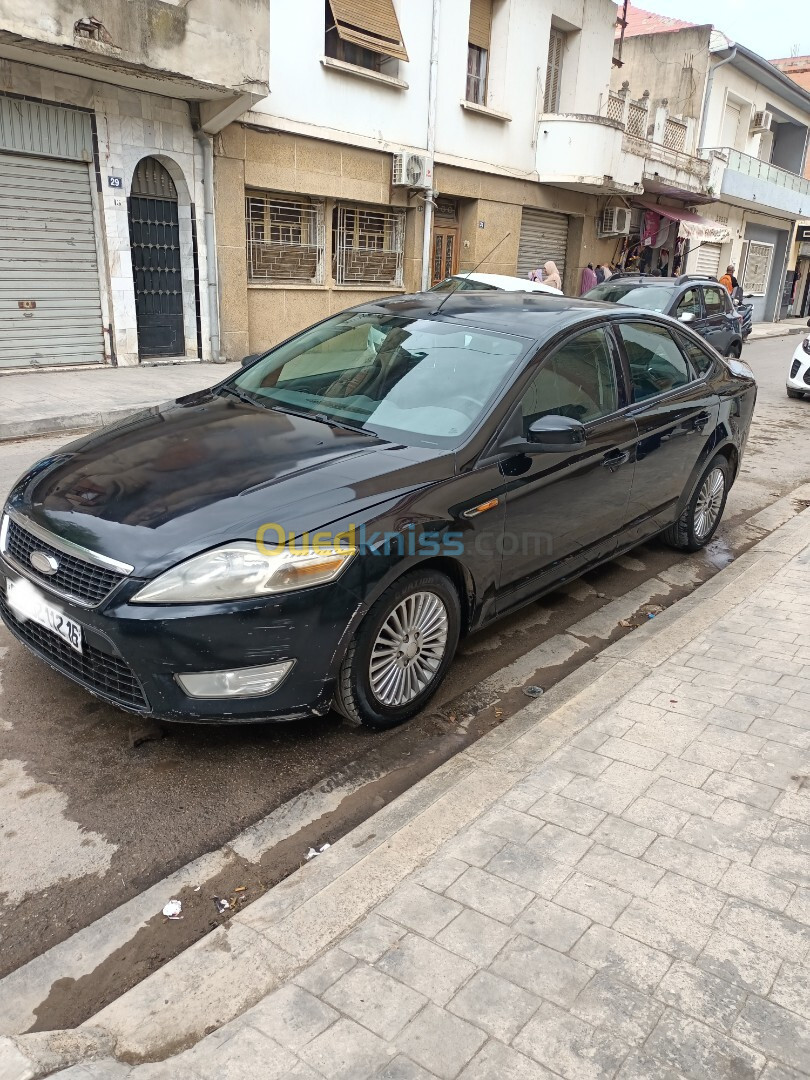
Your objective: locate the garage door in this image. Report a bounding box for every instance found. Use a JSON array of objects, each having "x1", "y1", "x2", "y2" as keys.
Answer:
[
  {"x1": 694, "y1": 242, "x2": 722, "y2": 280},
  {"x1": 0, "y1": 153, "x2": 105, "y2": 368},
  {"x1": 516, "y1": 207, "x2": 569, "y2": 282}
]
